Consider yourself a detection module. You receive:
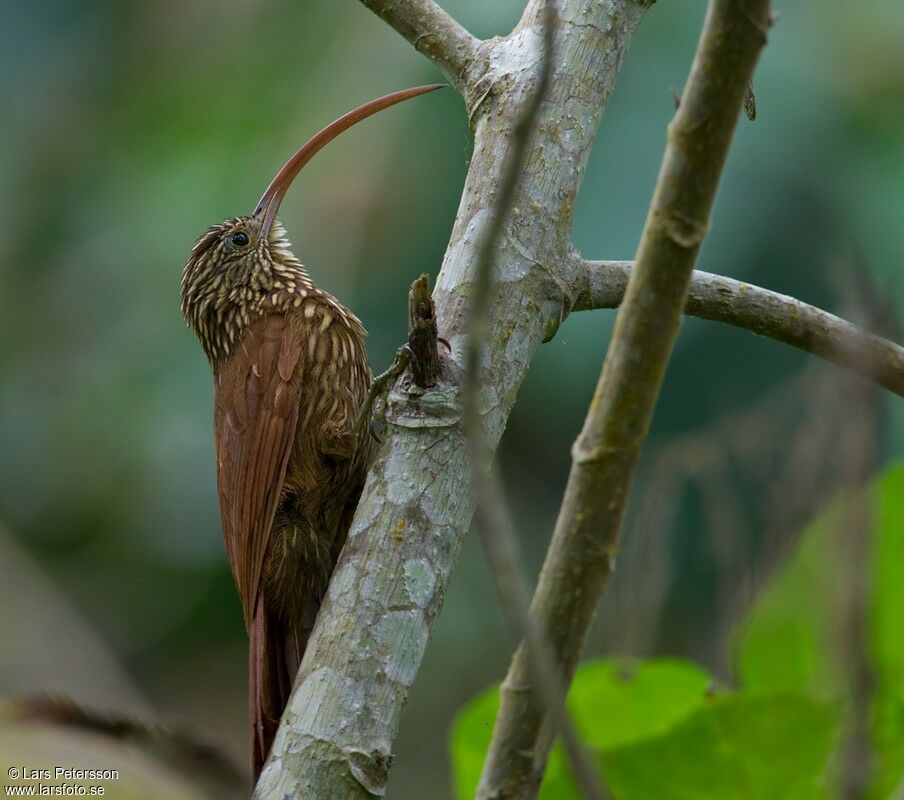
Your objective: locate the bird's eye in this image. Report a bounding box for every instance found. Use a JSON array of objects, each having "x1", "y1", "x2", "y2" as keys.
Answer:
[{"x1": 230, "y1": 231, "x2": 250, "y2": 247}]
